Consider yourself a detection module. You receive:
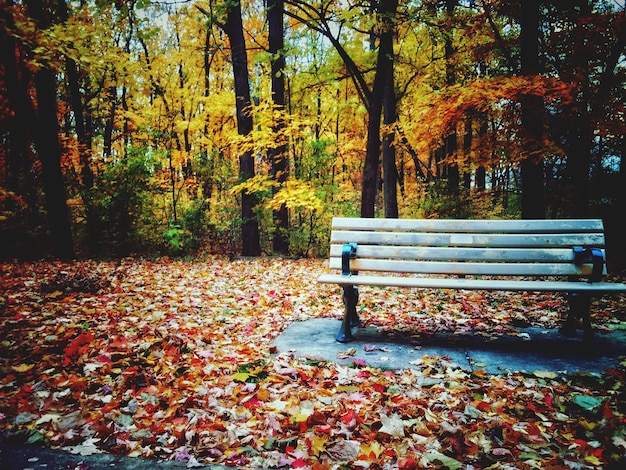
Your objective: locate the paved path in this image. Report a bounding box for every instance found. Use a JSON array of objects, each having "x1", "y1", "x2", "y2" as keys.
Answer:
[
  {"x1": 272, "y1": 318, "x2": 626, "y2": 374},
  {"x1": 0, "y1": 443, "x2": 226, "y2": 469}
]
